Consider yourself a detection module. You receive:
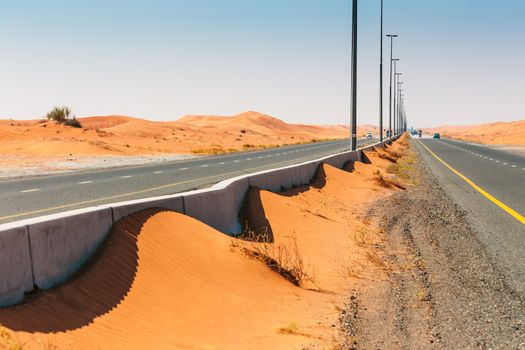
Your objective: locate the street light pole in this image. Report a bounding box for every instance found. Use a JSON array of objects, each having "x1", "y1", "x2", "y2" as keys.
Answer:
[
  {"x1": 393, "y1": 63, "x2": 400, "y2": 136},
  {"x1": 379, "y1": 0, "x2": 384, "y2": 142},
  {"x1": 386, "y1": 34, "x2": 398, "y2": 138},
  {"x1": 351, "y1": 0, "x2": 358, "y2": 151},
  {"x1": 397, "y1": 83, "x2": 403, "y2": 134}
]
